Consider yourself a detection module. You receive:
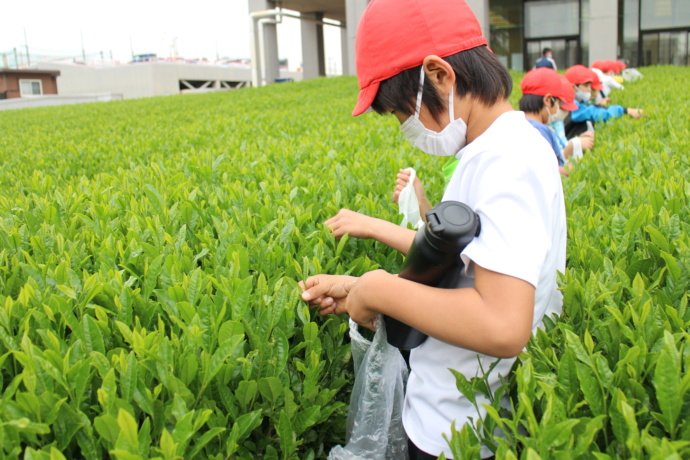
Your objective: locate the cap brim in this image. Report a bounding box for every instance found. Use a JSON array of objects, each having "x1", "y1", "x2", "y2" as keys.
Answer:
[
  {"x1": 592, "y1": 82, "x2": 603, "y2": 90},
  {"x1": 352, "y1": 81, "x2": 380, "y2": 116},
  {"x1": 561, "y1": 100, "x2": 578, "y2": 111}
]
